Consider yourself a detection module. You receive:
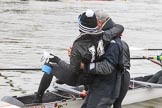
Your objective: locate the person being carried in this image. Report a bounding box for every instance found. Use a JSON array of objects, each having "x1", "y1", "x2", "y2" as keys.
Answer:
[{"x1": 33, "y1": 9, "x2": 124, "y2": 108}]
